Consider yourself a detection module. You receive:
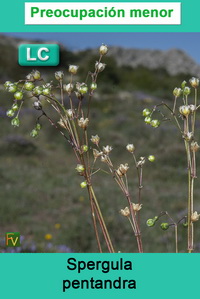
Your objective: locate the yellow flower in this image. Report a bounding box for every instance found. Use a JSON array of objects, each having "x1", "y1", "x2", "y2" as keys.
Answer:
[
  {"x1": 45, "y1": 233, "x2": 52, "y2": 240},
  {"x1": 55, "y1": 223, "x2": 61, "y2": 229}
]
